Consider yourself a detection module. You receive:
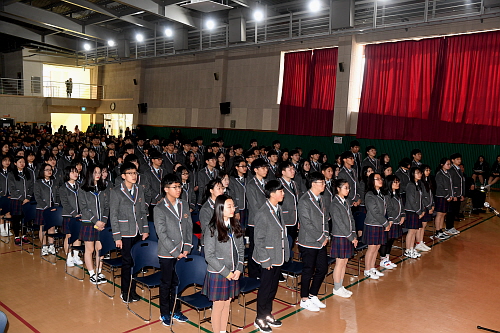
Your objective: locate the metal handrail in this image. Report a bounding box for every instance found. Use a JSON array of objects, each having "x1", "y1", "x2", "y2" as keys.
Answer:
[{"x1": 0, "y1": 78, "x2": 104, "y2": 99}]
